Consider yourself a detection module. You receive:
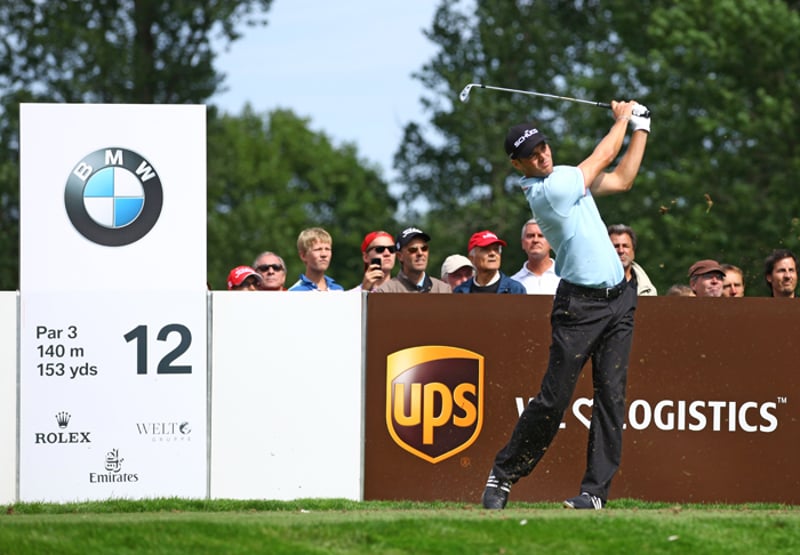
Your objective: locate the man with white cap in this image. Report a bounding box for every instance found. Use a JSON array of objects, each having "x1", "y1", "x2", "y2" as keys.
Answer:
[
  {"x1": 440, "y1": 254, "x2": 474, "y2": 289},
  {"x1": 453, "y1": 230, "x2": 525, "y2": 294}
]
